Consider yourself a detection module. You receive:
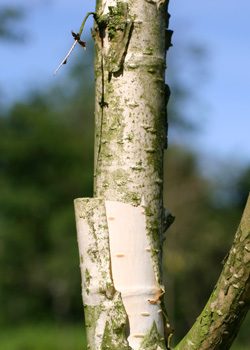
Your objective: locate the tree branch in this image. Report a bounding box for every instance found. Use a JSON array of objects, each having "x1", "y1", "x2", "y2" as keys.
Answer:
[{"x1": 175, "y1": 193, "x2": 250, "y2": 350}]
